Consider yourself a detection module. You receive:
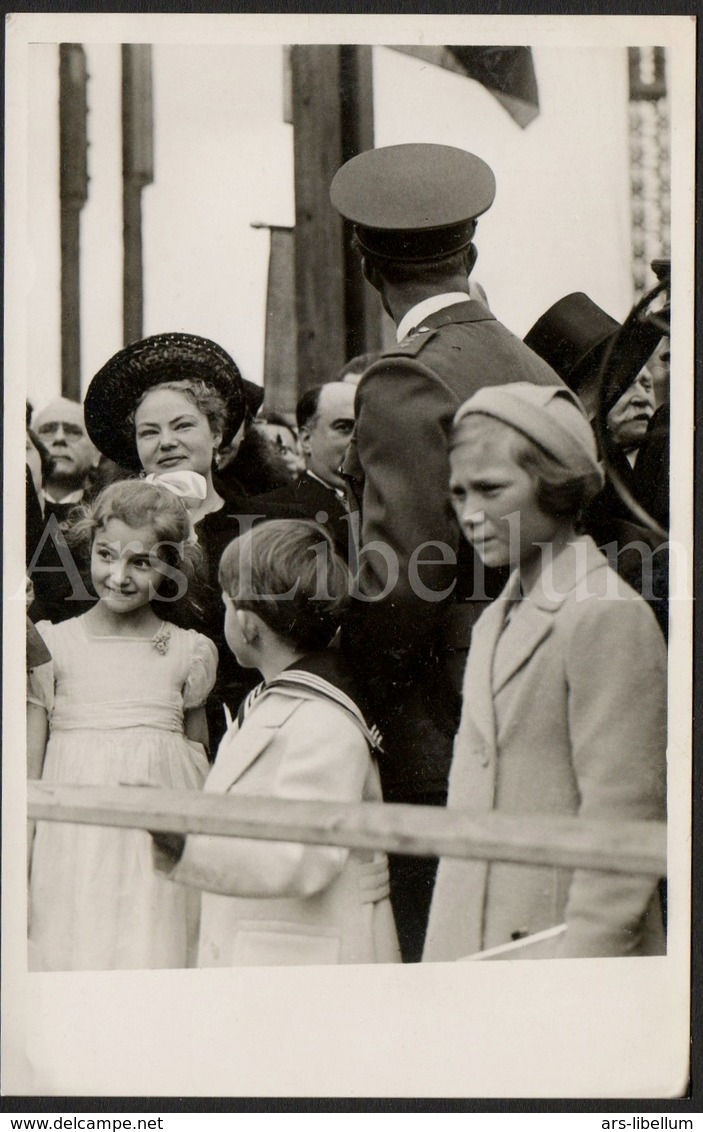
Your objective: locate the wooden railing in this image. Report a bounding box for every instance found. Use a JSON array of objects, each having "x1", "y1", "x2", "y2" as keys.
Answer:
[{"x1": 27, "y1": 782, "x2": 667, "y2": 876}]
